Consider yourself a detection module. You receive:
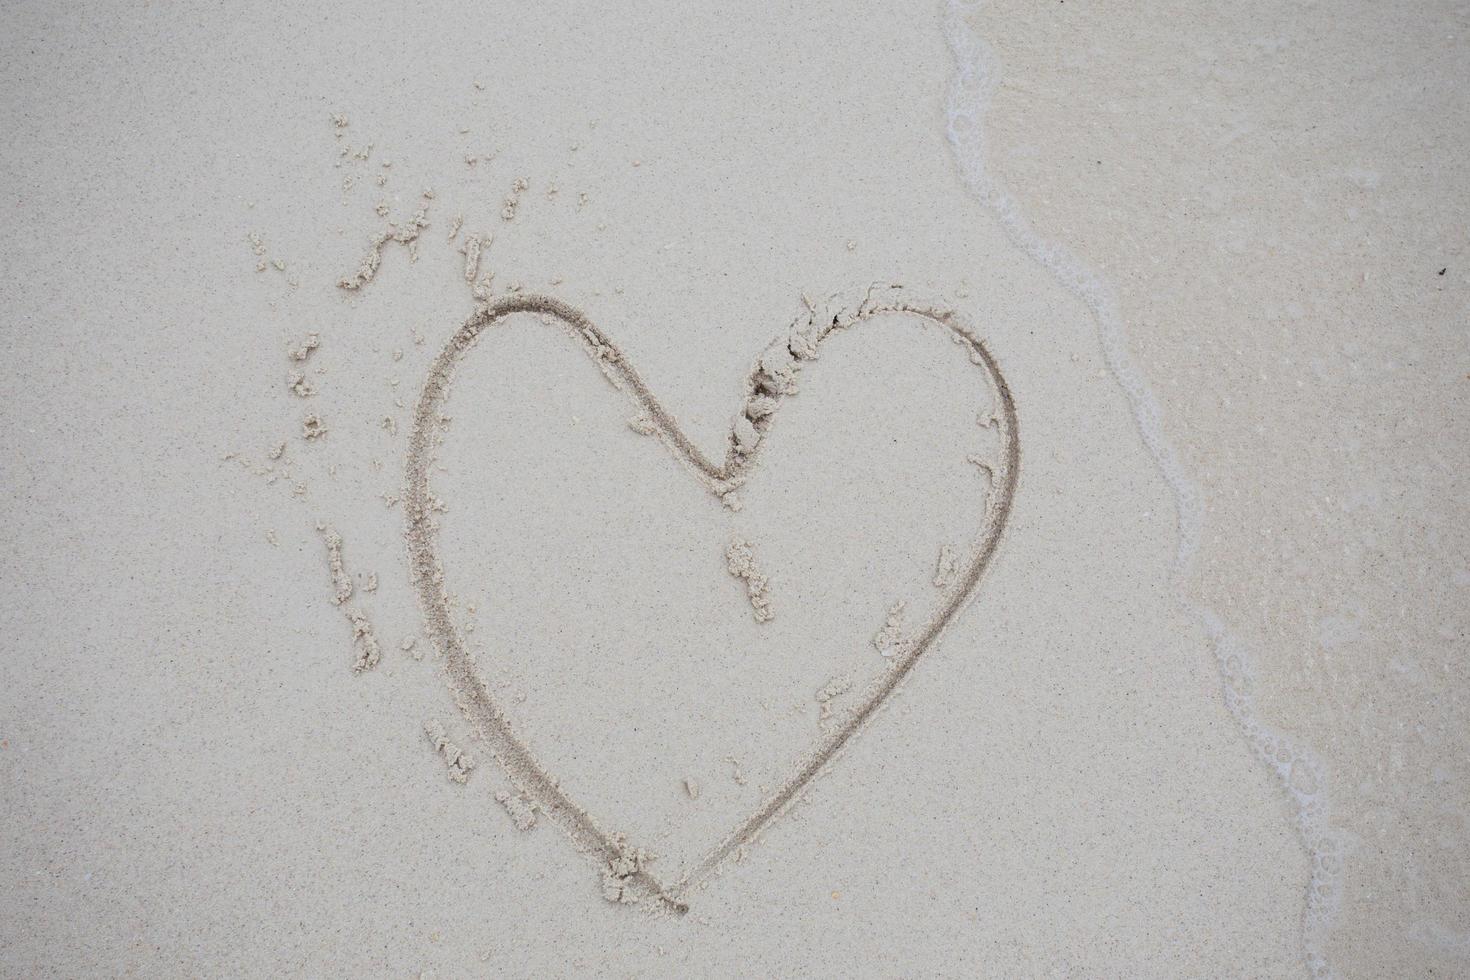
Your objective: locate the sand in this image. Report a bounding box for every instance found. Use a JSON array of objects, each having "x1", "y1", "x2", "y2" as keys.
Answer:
[{"x1": 1, "y1": 0, "x2": 1465, "y2": 977}]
